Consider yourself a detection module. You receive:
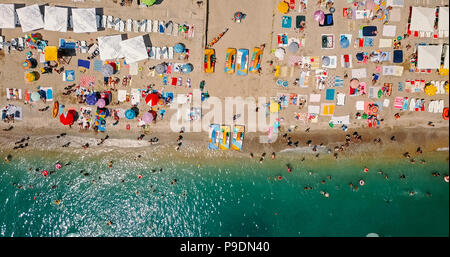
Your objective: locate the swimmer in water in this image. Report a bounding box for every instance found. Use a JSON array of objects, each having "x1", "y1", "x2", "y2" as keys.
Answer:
[
  {"x1": 420, "y1": 159, "x2": 426, "y2": 164},
  {"x1": 259, "y1": 158, "x2": 264, "y2": 164},
  {"x1": 400, "y1": 174, "x2": 406, "y2": 179},
  {"x1": 171, "y1": 179, "x2": 177, "y2": 185},
  {"x1": 321, "y1": 180, "x2": 326, "y2": 184},
  {"x1": 107, "y1": 221, "x2": 113, "y2": 226},
  {"x1": 108, "y1": 160, "x2": 113, "y2": 168},
  {"x1": 410, "y1": 159, "x2": 415, "y2": 164},
  {"x1": 272, "y1": 152, "x2": 276, "y2": 160},
  {"x1": 304, "y1": 186, "x2": 312, "y2": 190},
  {"x1": 409, "y1": 191, "x2": 416, "y2": 196},
  {"x1": 349, "y1": 183, "x2": 353, "y2": 188},
  {"x1": 432, "y1": 172, "x2": 440, "y2": 176},
  {"x1": 286, "y1": 165, "x2": 292, "y2": 173},
  {"x1": 250, "y1": 153, "x2": 254, "y2": 159},
  {"x1": 54, "y1": 200, "x2": 60, "y2": 205}
]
